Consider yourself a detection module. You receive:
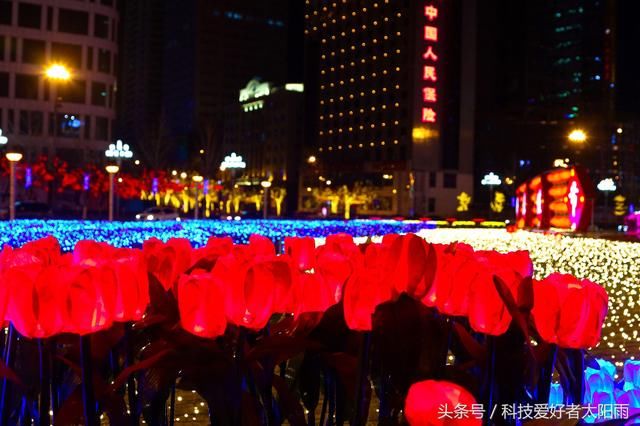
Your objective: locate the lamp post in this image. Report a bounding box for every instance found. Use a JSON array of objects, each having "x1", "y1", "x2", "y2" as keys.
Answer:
[
  {"x1": 261, "y1": 180, "x2": 271, "y2": 219},
  {"x1": 44, "y1": 64, "x2": 71, "y2": 157},
  {"x1": 105, "y1": 165, "x2": 119, "y2": 221},
  {"x1": 597, "y1": 178, "x2": 616, "y2": 227},
  {"x1": 481, "y1": 172, "x2": 502, "y2": 216},
  {"x1": 6, "y1": 152, "x2": 23, "y2": 221},
  {"x1": 192, "y1": 175, "x2": 203, "y2": 219}
]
